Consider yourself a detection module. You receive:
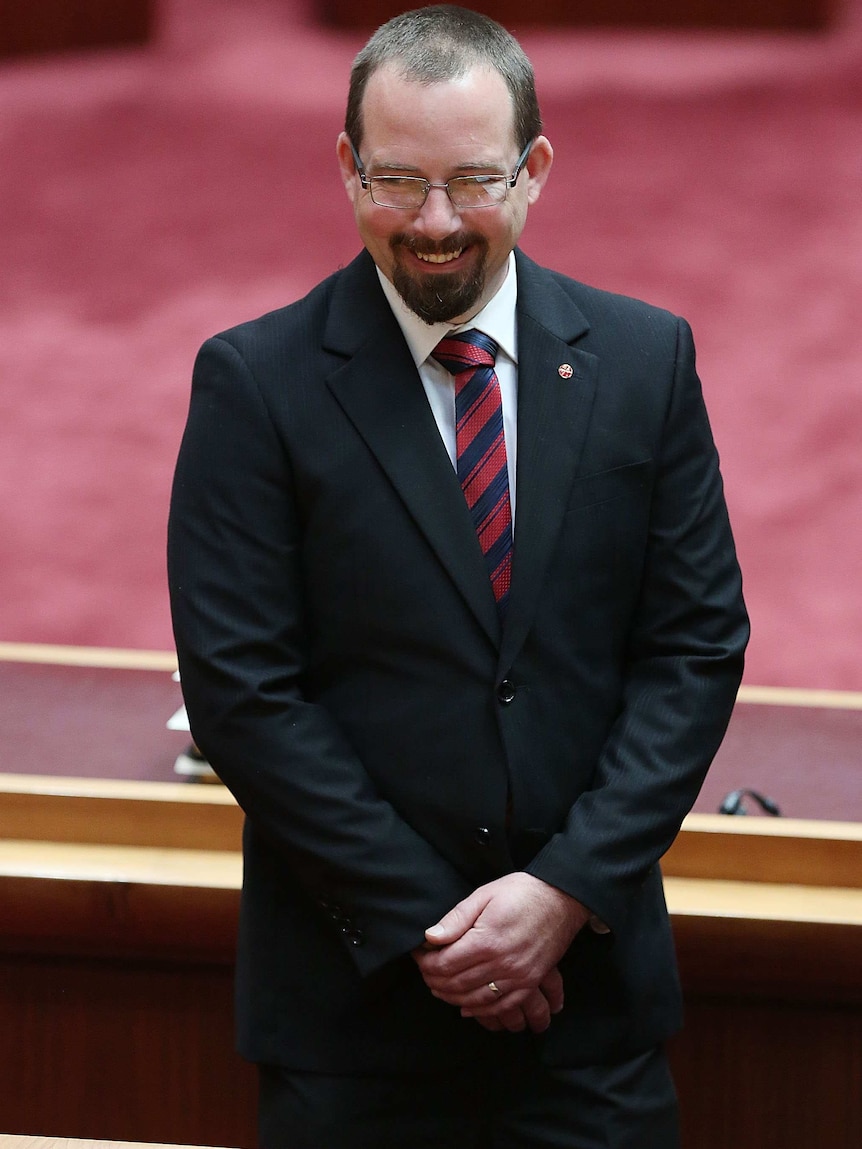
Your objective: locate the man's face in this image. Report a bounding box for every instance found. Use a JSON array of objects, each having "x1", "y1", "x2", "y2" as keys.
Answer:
[{"x1": 337, "y1": 65, "x2": 553, "y2": 324}]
